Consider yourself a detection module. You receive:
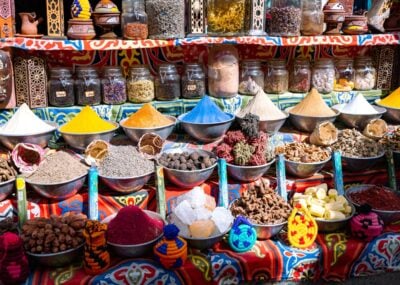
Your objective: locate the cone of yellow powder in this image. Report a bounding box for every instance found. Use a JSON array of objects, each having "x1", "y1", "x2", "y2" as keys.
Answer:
[{"x1": 289, "y1": 88, "x2": 336, "y2": 117}]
